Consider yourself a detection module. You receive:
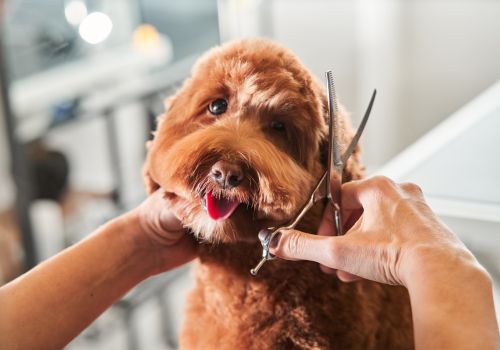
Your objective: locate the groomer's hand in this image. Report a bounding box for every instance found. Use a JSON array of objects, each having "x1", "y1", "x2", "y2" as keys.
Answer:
[
  {"x1": 127, "y1": 189, "x2": 197, "y2": 274},
  {"x1": 269, "y1": 176, "x2": 482, "y2": 287},
  {"x1": 270, "y1": 176, "x2": 500, "y2": 350}
]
